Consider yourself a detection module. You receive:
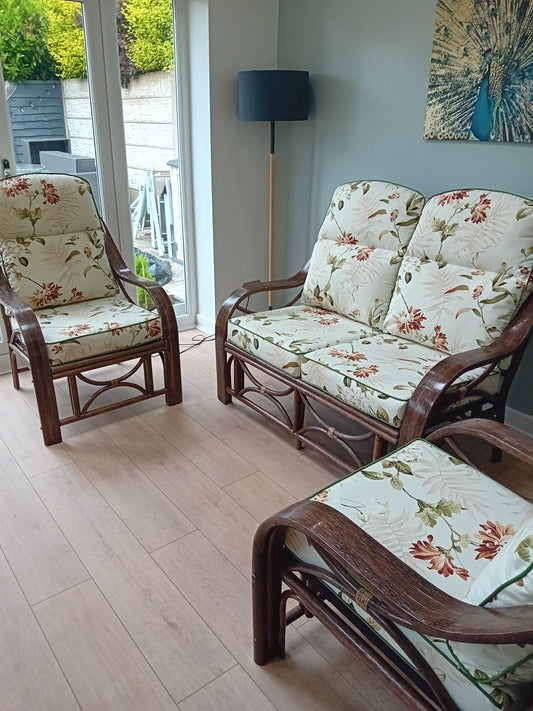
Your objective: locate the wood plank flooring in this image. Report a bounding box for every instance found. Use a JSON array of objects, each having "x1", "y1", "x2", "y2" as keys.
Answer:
[{"x1": 0, "y1": 330, "x2": 528, "y2": 710}]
